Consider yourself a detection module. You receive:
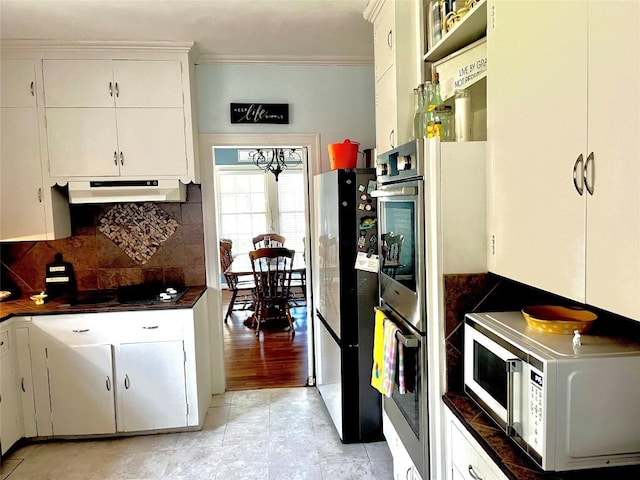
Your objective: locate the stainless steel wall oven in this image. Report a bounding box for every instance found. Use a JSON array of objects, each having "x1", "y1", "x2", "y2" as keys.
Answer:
[{"x1": 373, "y1": 139, "x2": 429, "y2": 479}]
